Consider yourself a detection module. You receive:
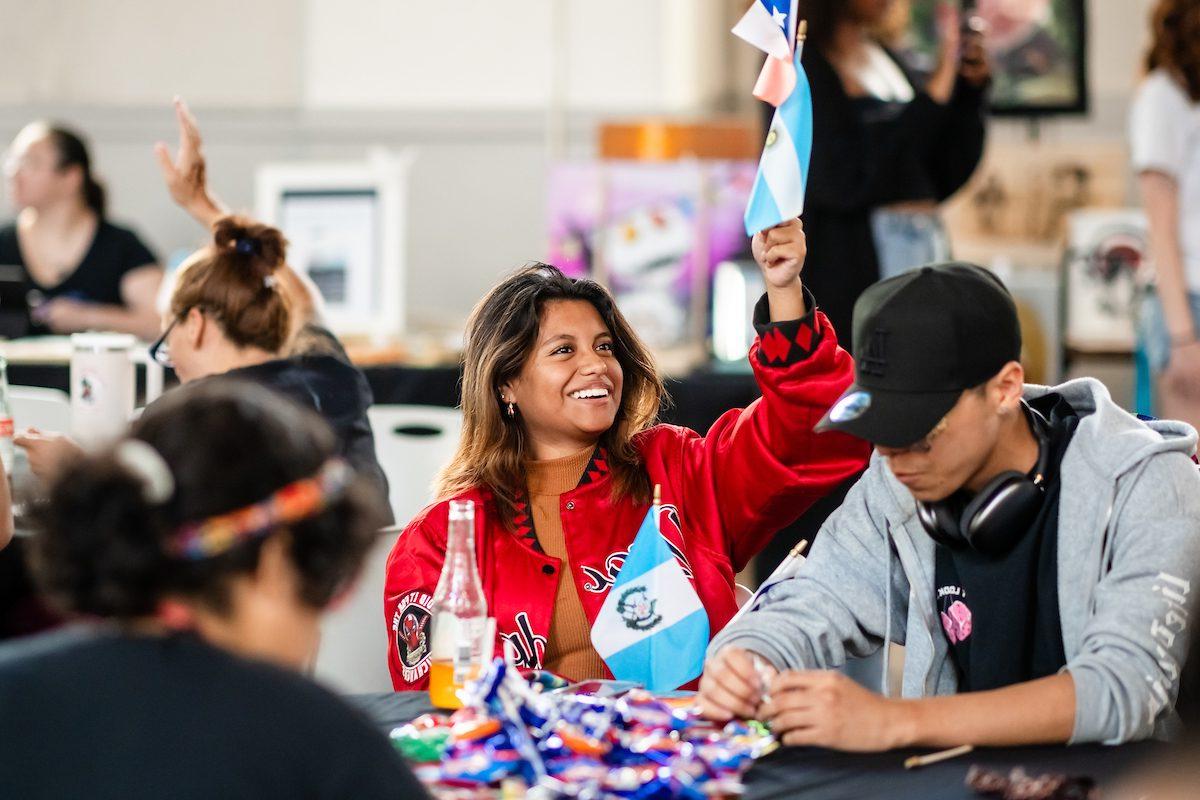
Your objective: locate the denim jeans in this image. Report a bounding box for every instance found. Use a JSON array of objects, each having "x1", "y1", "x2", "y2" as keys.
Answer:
[
  {"x1": 870, "y1": 208, "x2": 951, "y2": 280},
  {"x1": 1137, "y1": 288, "x2": 1200, "y2": 373}
]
